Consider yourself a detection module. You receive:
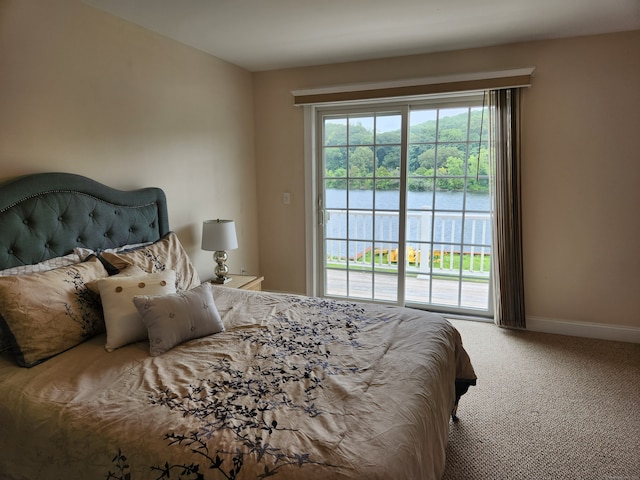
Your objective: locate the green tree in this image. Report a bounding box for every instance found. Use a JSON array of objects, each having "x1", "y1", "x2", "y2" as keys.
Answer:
[
  {"x1": 349, "y1": 146, "x2": 374, "y2": 177},
  {"x1": 324, "y1": 109, "x2": 491, "y2": 193},
  {"x1": 437, "y1": 157, "x2": 465, "y2": 191}
]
